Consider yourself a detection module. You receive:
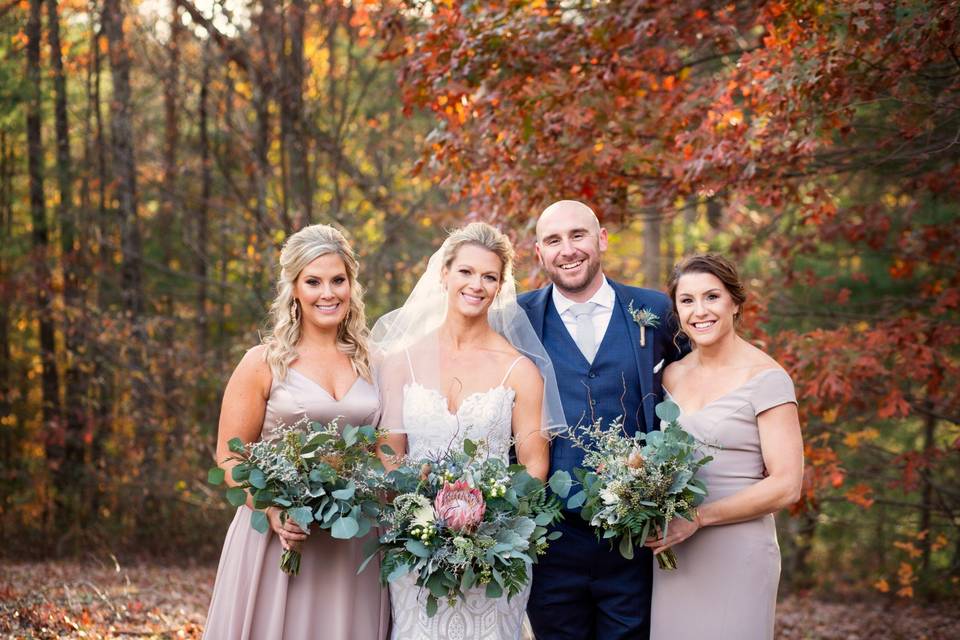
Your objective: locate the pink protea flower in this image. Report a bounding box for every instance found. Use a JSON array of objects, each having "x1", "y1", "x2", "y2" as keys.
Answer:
[{"x1": 434, "y1": 480, "x2": 486, "y2": 532}]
